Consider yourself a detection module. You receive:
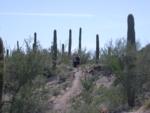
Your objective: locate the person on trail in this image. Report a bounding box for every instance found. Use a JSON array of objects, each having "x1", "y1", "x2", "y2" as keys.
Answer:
[{"x1": 73, "y1": 53, "x2": 80, "y2": 68}]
